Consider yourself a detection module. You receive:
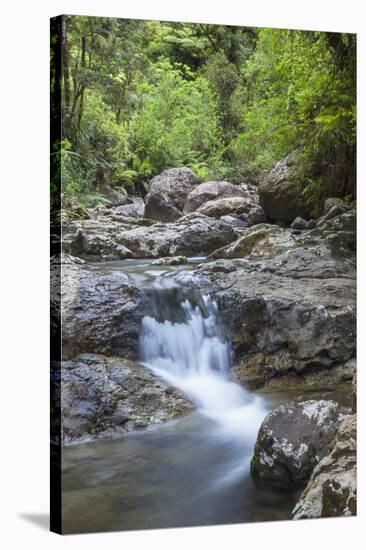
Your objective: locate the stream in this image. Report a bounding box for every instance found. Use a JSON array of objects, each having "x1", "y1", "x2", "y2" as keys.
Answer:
[{"x1": 62, "y1": 259, "x2": 347, "y2": 533}]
